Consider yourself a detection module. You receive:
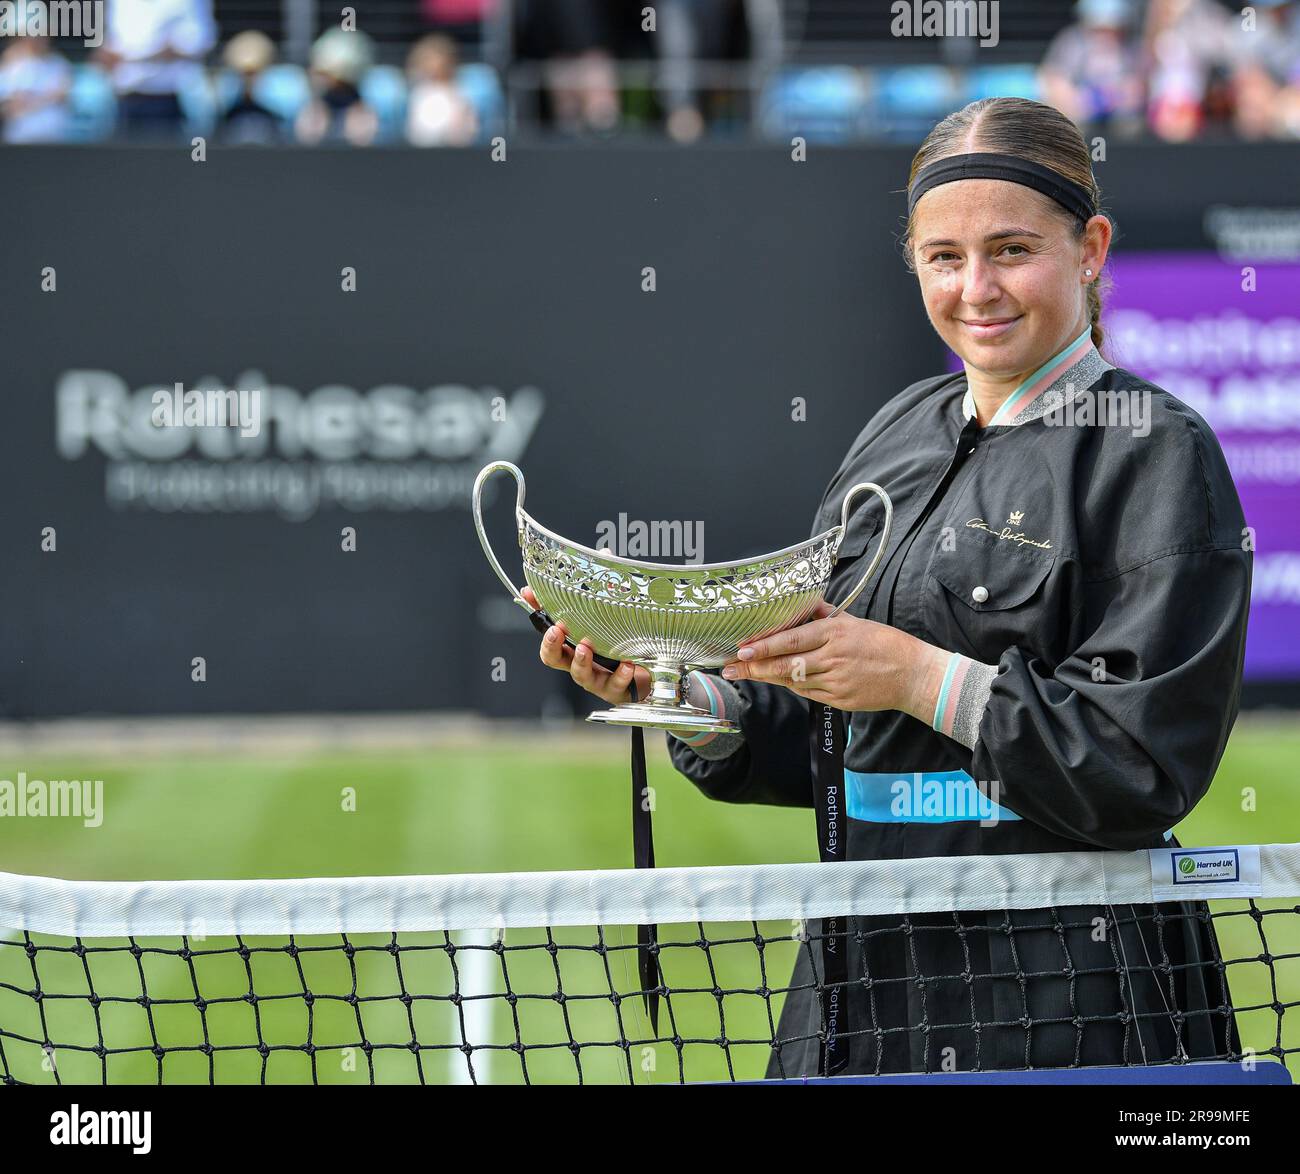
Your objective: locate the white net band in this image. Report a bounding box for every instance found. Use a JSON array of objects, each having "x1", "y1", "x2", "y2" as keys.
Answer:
[{"x1": 4, "y1": 842, "x2": 1298, "y2": 938}]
